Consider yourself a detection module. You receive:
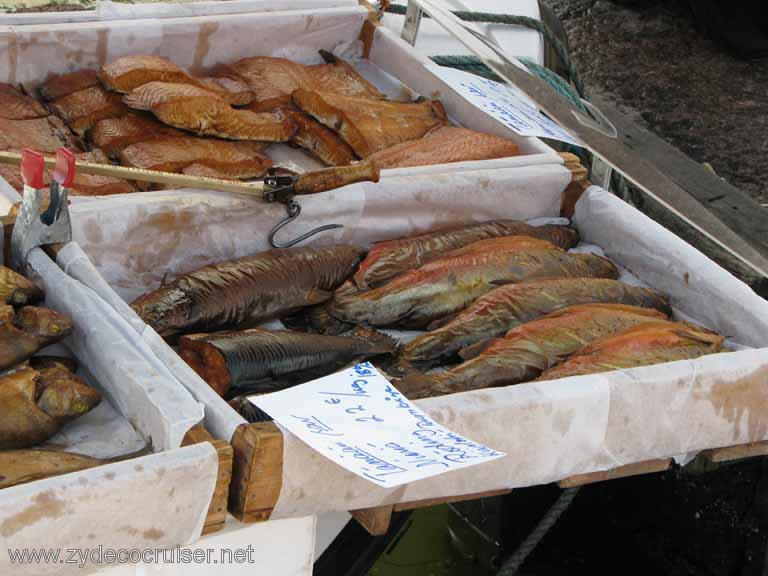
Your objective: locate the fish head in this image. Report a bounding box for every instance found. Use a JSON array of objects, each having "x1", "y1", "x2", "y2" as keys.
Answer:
[
  {"x1": 15, "y1": 306, "x2": 74, "y2": 341},
  {"x1": 36, "y1": 368, "x2": 101, "y2": 422},
  {"x1": 131, "y1": 286, "x2": 193, "y2": 339}
]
